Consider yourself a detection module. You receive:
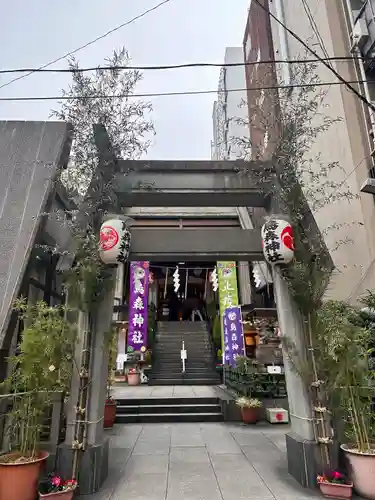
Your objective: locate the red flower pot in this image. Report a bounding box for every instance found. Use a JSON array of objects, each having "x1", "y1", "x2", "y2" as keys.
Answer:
[
  {"x1": 39, "y1": 489, "x2": 75, "y2": 499},
  {"x1": 127, "y1": 372, "x2": 140, "y2": 386},
  {"x1": 0, "y1": 451, "x2": 49, "y2": 500},
  {"x1": 318, "y1": 480, "x2": 353, "y2": 499},
  {"x1": 104, "y1": 402, "x2": 116, "y2": 429},
  {"x1": 241, "y1": 407, "x2": 259, "y2": 424}
]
